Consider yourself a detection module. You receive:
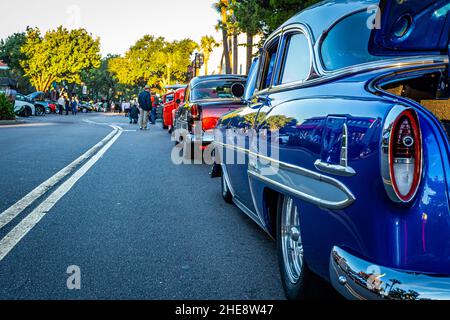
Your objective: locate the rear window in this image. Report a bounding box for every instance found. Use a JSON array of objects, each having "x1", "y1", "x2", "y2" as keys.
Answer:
[
  {"x1": 321, "y1": 11, "x2": 385, "y2": 71},
  {"x1": 165, "y1": 94, "x2": 174, "y2": 103},
  {"x1": 191, "y1": 80, "x2": 245, "y2": 101}
]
